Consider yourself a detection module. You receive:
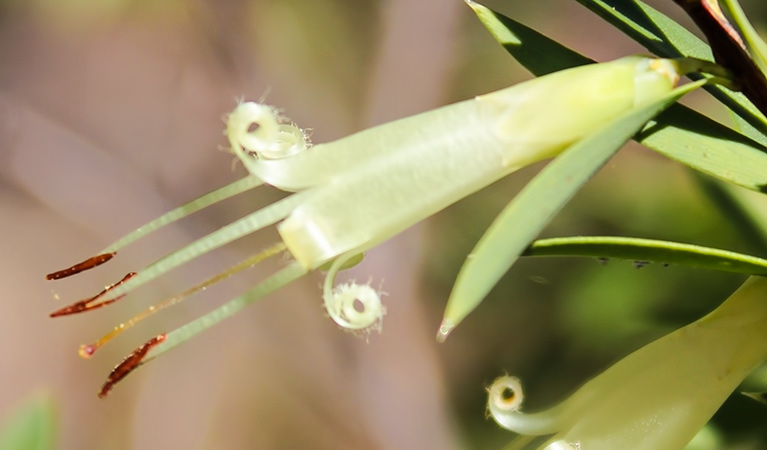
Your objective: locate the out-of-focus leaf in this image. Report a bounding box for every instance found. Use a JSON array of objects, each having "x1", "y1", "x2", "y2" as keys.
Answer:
[
  {"x1": 0, "y1": 392, "x2": 56, "y2": 450},
  {"x1": 691, "y1": 173, "x2": 767, "y2": 256}
]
